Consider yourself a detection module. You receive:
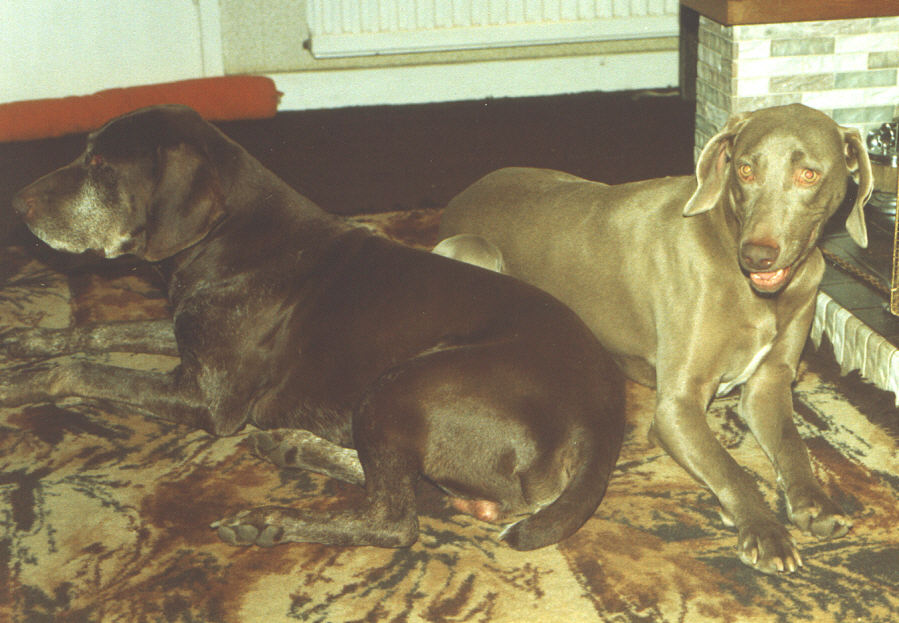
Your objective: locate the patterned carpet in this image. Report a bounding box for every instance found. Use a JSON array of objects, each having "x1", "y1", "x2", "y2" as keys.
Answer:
[{"x1": 1, "y1": 208, "x2": 897, "y2": 623}]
